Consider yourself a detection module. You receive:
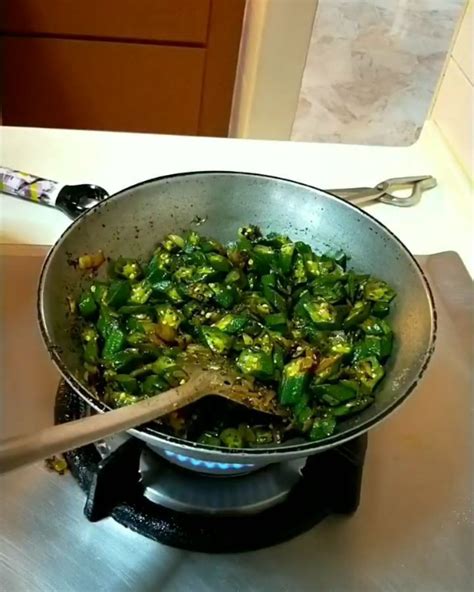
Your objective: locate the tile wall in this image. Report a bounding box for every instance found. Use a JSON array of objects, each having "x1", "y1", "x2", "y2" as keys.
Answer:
[
  {"x1": 431, "y1": 2, "x2": 473, "y2": 175},
  {"x1": 291, "y1": 0, "x2": 466, "y2": 146}
]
